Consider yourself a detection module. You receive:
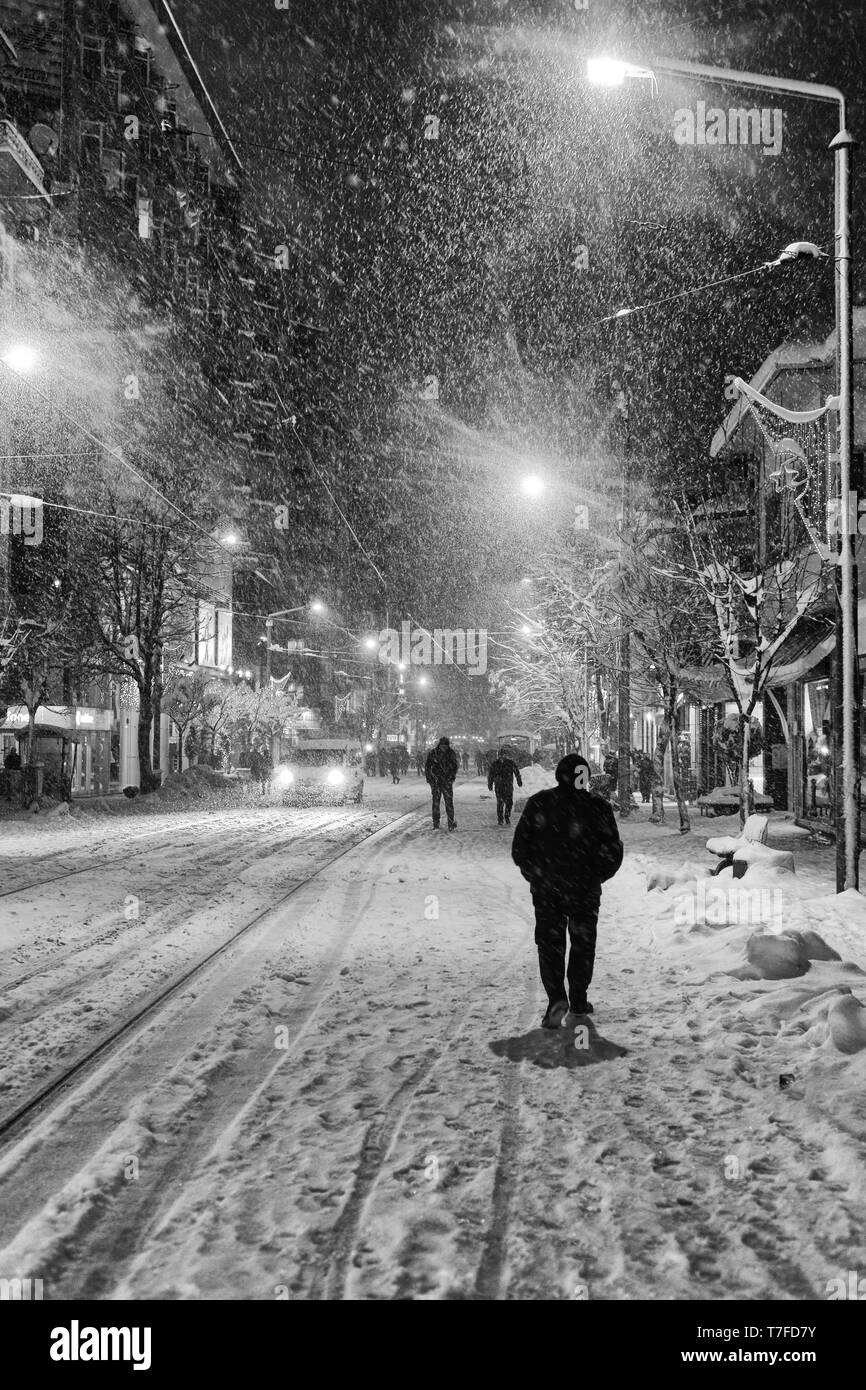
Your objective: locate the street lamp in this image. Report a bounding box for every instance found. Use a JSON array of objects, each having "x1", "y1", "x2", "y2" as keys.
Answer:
[
  {"x1": 588, "y1": 53, "x2": 857, "y2": 888},
  {"x1": 521, "y1": 474, "x2": 545, "y2": 499},
  {"x1": 1, "y1": 344, "x2": 38, "y2": 373}
]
